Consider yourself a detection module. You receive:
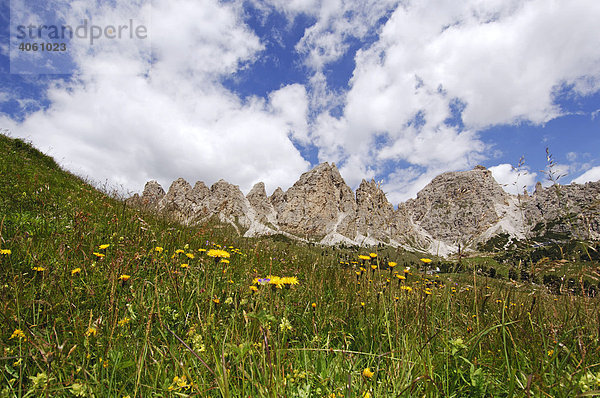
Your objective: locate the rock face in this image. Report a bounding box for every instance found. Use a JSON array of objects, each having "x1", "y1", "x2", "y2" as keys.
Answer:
[
  {"x1": 277, "y1": 163, "x2": 357, "y2": 238},
  {"x1": 132, "y1": 163, "x2": 600, "y2": 255}
]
